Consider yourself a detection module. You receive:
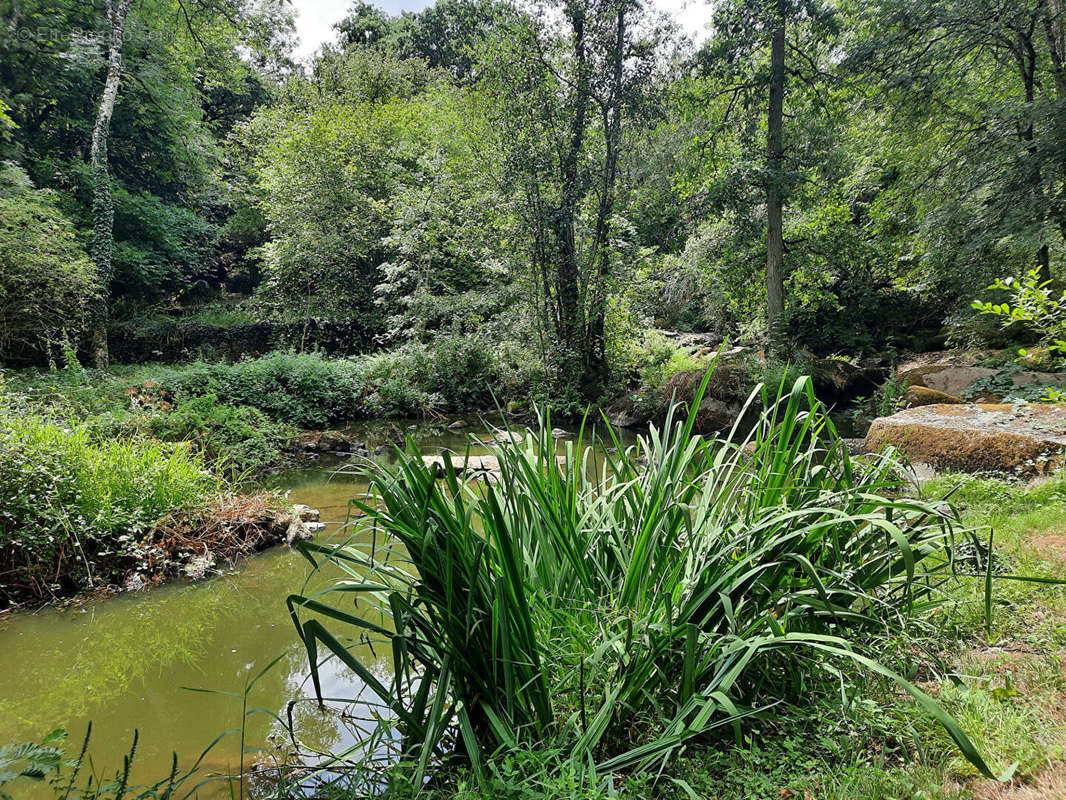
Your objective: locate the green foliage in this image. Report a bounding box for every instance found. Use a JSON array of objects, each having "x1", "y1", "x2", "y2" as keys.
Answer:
[
  {"x1": 0, "y1": 730, "x2": 65, "y2": 800},
  {"x1": 0, "y1": 167, "x2": 98, "y2": 365},
  {"x1": 0, "y1": 396, "x2": 219, "y2": 601},
  {"x1": 852, "y1": 367, "x2": 907, "y2": 426},
  {"x1": 0, "y1": 726, "x2": 210, "y2": 800},
  {"x1": 137, "y1": 393, "x2": 296, "y2": 474},
  {"x1": 156, "y1": 342, "x2": 530, "y2": 427},
  {"x1": 974, "y1": 269, "x2": 1066, "y2": 361},
  {"x1": 0, "y1": 0, "x2": 293, "y2": 315},
  {"x1": 110, "y1": 189, "x2": 217, "y2": 297},
  {"x1": 287, "y1": 370, "x2": 996, "y2": 791},
  {"x1": 336, "y1": 0, "x2": 514, "y2": 80},
  {"x1": 634, "y1": 333, "x2": 707, "y2": 389}
]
